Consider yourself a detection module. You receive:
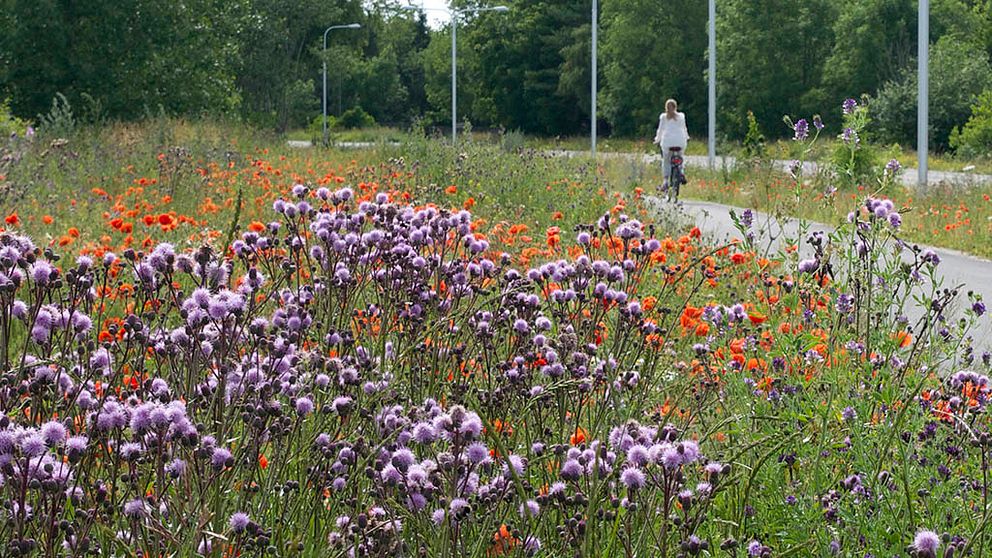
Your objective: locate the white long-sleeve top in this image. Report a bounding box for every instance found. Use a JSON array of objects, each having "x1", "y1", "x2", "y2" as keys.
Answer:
[{"x1": 653, "y1": 111, "x2": 689, "y2": 150}]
